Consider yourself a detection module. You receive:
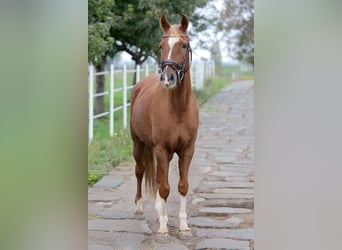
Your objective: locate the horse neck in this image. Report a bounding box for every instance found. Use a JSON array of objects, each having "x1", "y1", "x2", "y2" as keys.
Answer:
[{"x1": 169, "y1": 71, "x2": 192, "y2": 111}]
